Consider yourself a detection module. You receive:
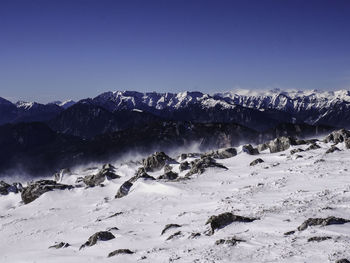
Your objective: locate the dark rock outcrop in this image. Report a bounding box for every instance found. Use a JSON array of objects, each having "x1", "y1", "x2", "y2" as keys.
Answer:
[
  {"x1": 115, "y1": 181, "x2": 133, "y2": 199},
  {"x1": 242, "y1": 144, "x2": 259, "y2": 155},
  {"x1": 185, "y1": 156, "x2": 227, "y2": 177},
  {"x1": 215, "y1": 237, "x2": 244, "y2": 246},
  {"x1": 205, "y1": 147, "x2": 237, "y2": 159},
  {"x1": 143, "y1": 152, "x2": 177, "y2": 172},
  {"x1": 179, "y1": 161, "x2": 190, "y2": 172},
  {"x1": 250, "y1": 158, "x2": 264, "y2": 166},
  {"x1": 336, "y1": 259, "x2": 350, "y2": 263},
  {"x1": 49, "y1": 242, "x2": 70, "y2": 249},
  {"x1": 298, "y1": 217, "x2": 350, "y2": 231},
  {"x1": 158, "y1": 171, "x2": 178, "y2": 180},
  {"x1": 0, "y1": 181, "x2": 22, "y2": 195},
  {"x1": 306, "y1": 143, "x2": 321, "y2": 151},
  {"x1": 326, "y1": 146, "x2": 341, "y2": 154},
  {"x1": 206, "y1": 212, "x2": 257, "y2": 233},
  {"x1": 166, "y1": 231, "x2": 182, "y2": 240},
  {"x1": 80, "y1": 231, "x2": 115, "y2": 249},
  {"x1": 108, "y1": 249, "x2": 134, "y2": 257},
  {"x1": 307, "y1": 236, "x2": 332, "y2": 242},
  {"x1": 268, "y1": 136, "x2": 296, "y2": 153},
  {"x1": 21, "y1": 180, "x2": 73, "y2": 204},
  {"x1": 324, "y1": 129, "x2": 350, "y2": 144},
  {"x1": 83, "y1": 164, "x2": 120, "y2": 187},
  {"x1": 161, "y1": 224, "x2": 181, "y2": 235}
]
